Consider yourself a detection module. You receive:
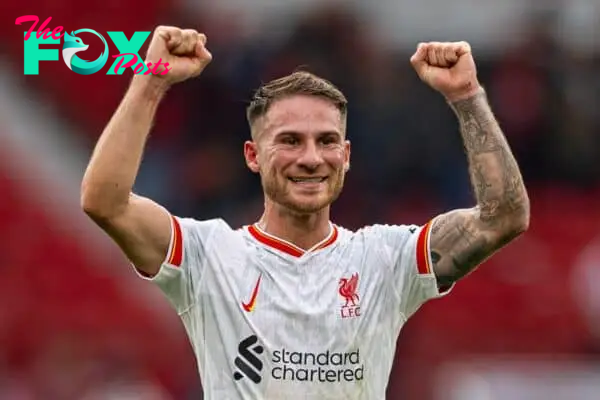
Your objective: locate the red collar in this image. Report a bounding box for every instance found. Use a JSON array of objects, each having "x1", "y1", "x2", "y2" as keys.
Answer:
[{"x1": 247, "y1": 223, "x2": 338, "y2": 257}]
